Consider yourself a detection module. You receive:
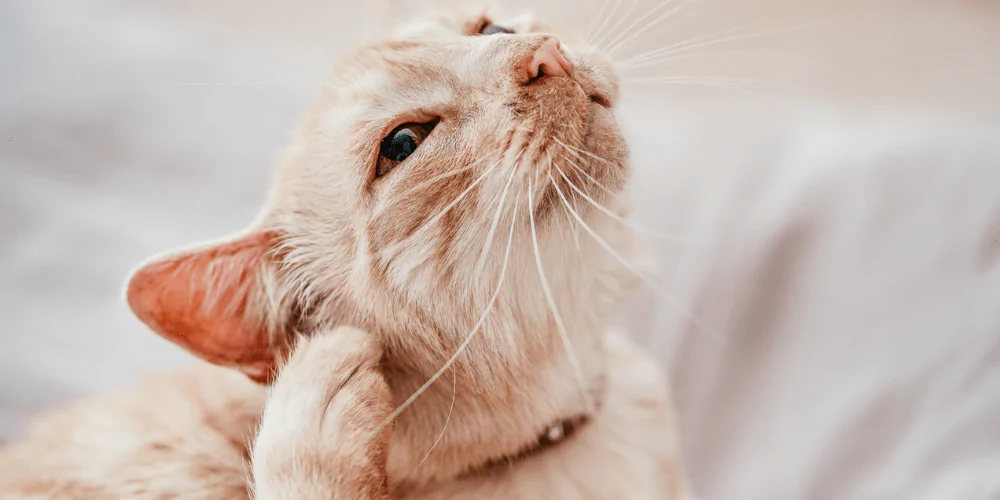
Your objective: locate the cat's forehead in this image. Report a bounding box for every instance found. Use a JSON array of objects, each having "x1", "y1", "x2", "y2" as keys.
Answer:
[
  {"x1": 341, "y1": 41, "x2": 469, "y2": 92},
  {"x1": 329, "y1": 10, "x2": 545, "y2": 96},
  {"x1": 323, "y1": 35, "x2": 508, "y2": 125}
]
